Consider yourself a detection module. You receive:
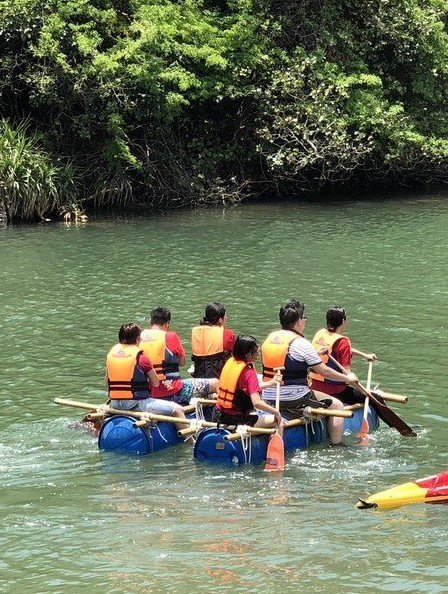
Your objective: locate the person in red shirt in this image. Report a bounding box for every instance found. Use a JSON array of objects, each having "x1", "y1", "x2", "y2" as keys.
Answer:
[
  {"x1": 310, "y1": 307, "x2": 377, "y2": 400},
  {"x1": 214, "y1": 335, "x2": 283, "y2": 428},
  {"x1": 140, "y1": 307, "x2": 219, "y2": 405},
  {"x1": 106, "y1": 323, "x2": 188, "y2": 424},
  {"x1": 190, "y1": 302, "x2": 236, "y2": 378}
]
